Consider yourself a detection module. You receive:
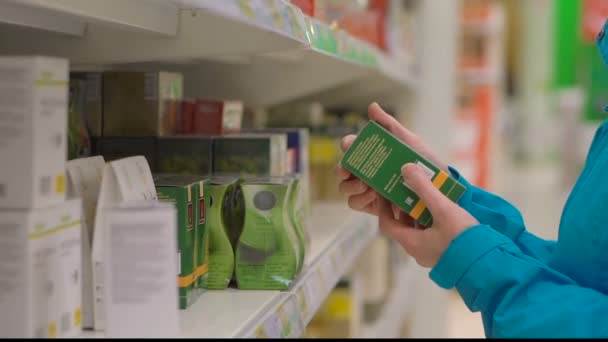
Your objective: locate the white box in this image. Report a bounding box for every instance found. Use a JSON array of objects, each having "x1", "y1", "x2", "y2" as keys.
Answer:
[
  {"x1": 0, "y1": 56, "x2": 69, "y2": 209},
  {"x1": 104, "y1": 201, "x2": 179, "y2": 338},
  {"x1": 66, "y1": 156, "x2": 106, "y2": 330},
  {"x1": 92, "y1": 156, "x2": 157, "y2": 331},
  {"x1": 0, "y1": 199, "x2": 82, "y2": 338}
]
